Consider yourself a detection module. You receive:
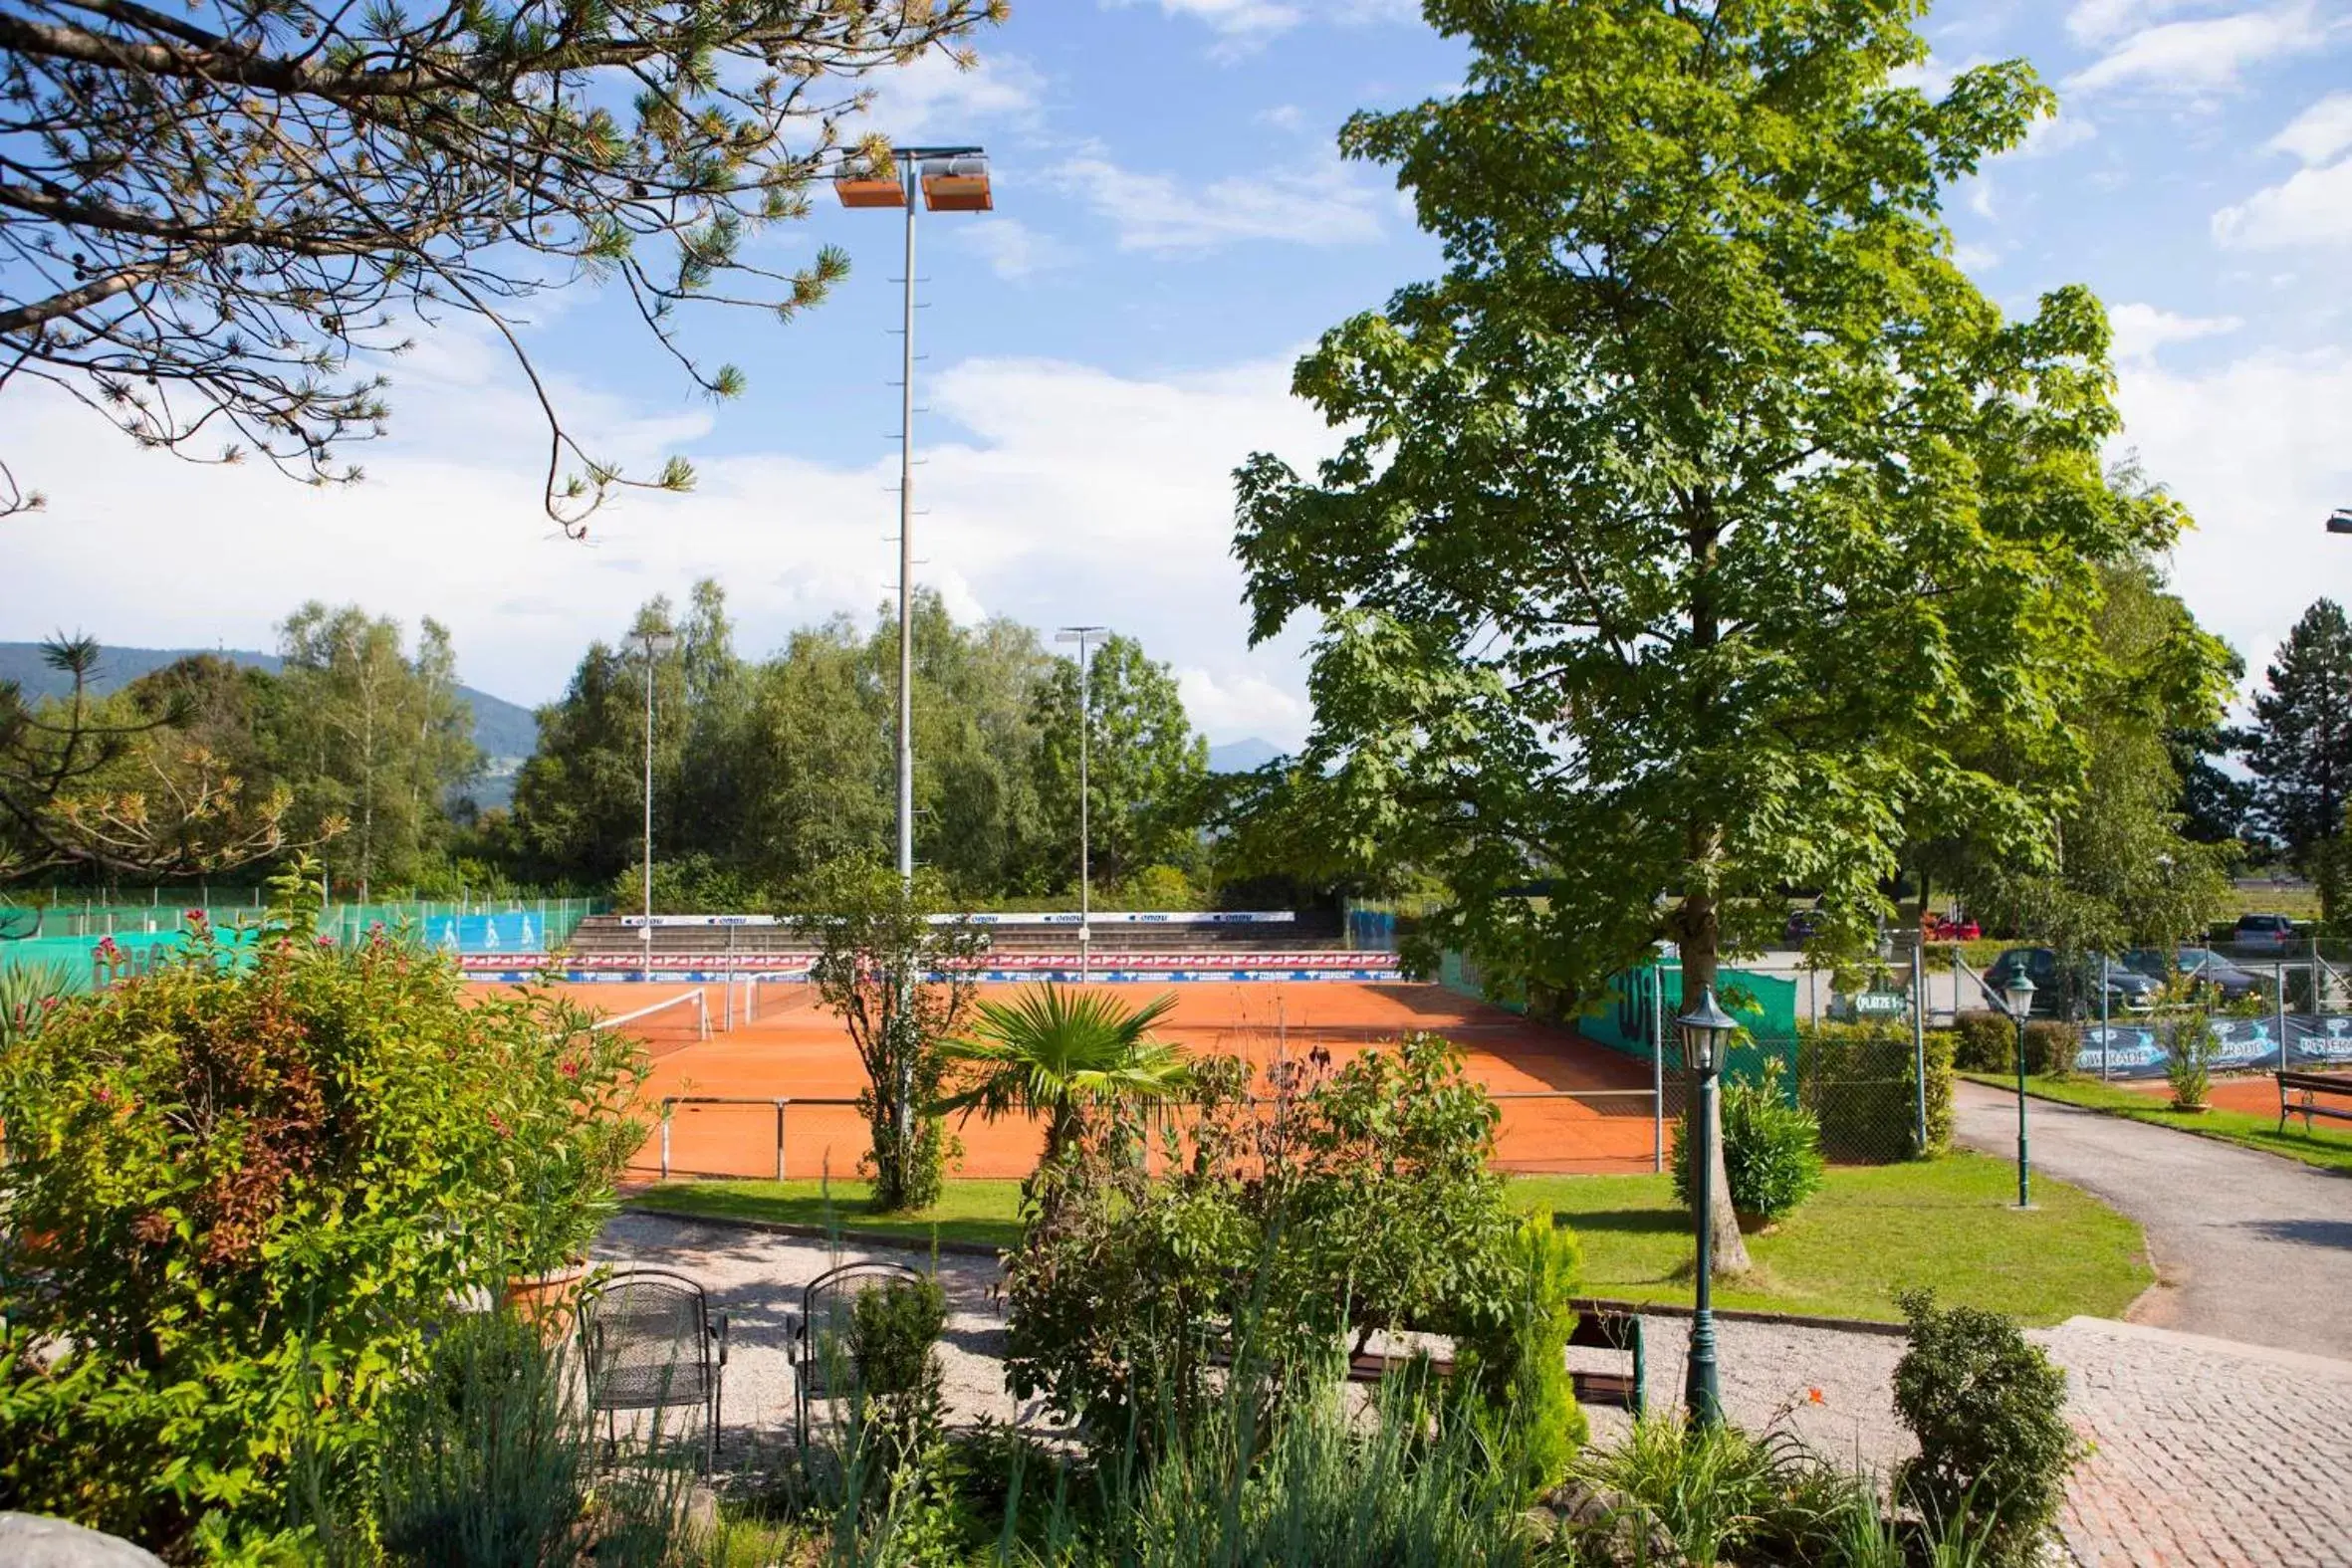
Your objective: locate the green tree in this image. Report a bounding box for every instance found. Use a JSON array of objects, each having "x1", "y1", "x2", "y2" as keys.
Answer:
[
  {"x1": 0, "y1": 0, "x2": 1000, "y2": 525},
  {"x1": 940, "y1": 986, "x2": 1186, "y2": 1177},
  {"x1": 2244, "y1": 598, "x2": 2352, "y2": 874},
  {"x1": 273, "y1": 603, "x2": 481, "y2": 897},
  {"x1": 1232, "y1": 0, "x2": 2162, "y2": 1272},
  {"x1": 1032, "y1": 634, "x2": 1209, "y2": 892},
  {"x1": 797, "y1": 858, "x2": 985, "y2": 1211}
]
